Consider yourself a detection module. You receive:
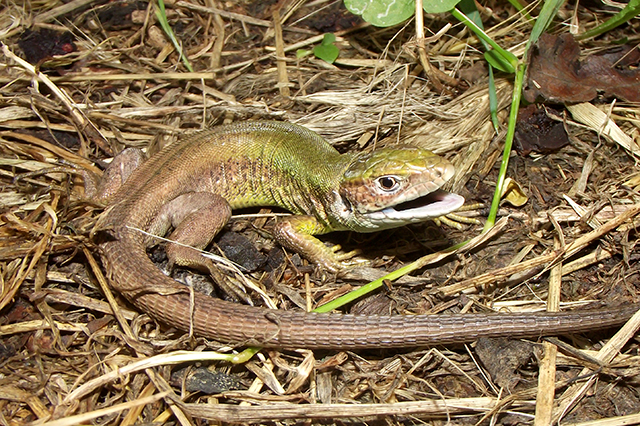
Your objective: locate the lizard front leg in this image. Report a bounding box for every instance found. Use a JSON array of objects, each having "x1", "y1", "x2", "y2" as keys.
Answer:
[{"x1": 272, "y1": 215, "x2": 361, "y2": 273}]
